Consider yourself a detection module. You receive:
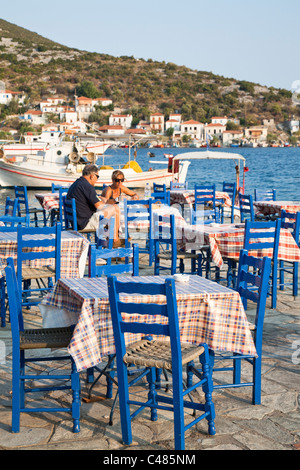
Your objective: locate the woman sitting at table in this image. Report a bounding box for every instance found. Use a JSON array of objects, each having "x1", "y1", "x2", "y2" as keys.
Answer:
[{"x1": 101, "y1": 170, "x2": 139, "y2": 204}]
